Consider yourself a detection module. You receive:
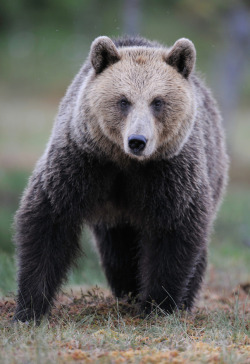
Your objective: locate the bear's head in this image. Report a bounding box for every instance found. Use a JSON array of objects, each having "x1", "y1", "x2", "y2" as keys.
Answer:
[{"x1": 80, "y1": 36, "x2": 197, "y2": 161}]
